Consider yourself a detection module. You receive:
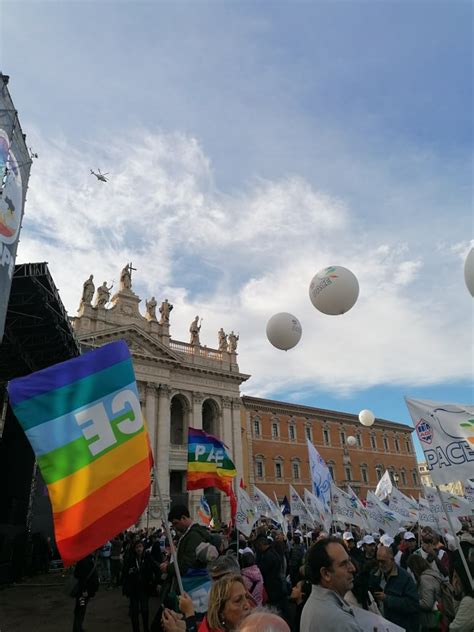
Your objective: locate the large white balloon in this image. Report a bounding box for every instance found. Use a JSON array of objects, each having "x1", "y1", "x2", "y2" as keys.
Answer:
[
  {"x1": 309, "y1": 266, "x2": 359, "y2": 315},
  {"x1": 347, "y1": 435, "x2": 357, "y2": 447},
  {"x1": 266, "y1": 312, "x2": 302, "y2": 351},
  {"x1": 359, "y1": 409, "x2": 375, "y2": 427},
  {"x1": 464, "y1": 247, "x2": 474, "y2": 297}
]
